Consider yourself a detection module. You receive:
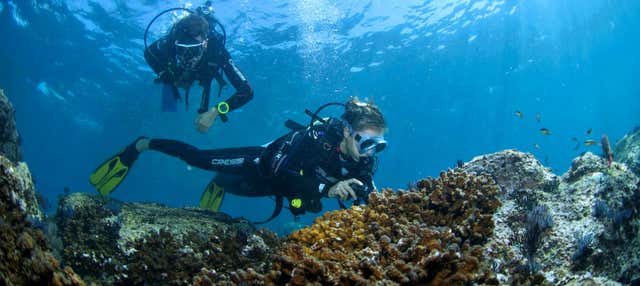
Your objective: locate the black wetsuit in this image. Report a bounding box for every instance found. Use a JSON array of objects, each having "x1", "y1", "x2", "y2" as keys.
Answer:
[
  {"x1": 144, "y1": 28, "x2": 253, "y2": 114},
  {"x1": 147, "y1": 118, "x2": 377, "y2": 215}
]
